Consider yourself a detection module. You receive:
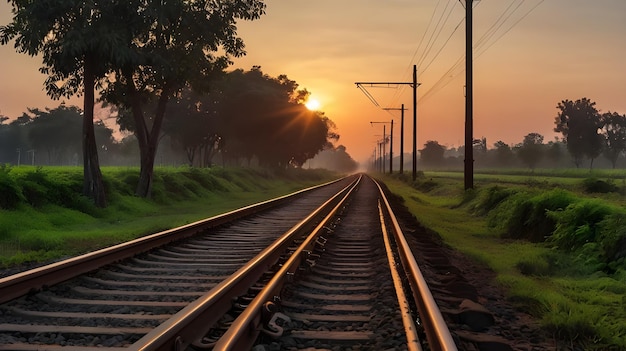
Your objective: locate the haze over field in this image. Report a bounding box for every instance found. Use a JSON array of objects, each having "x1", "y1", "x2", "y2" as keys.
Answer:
[{"x1": 1, "y1": 0, "x2": 625, "y2": 164}]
